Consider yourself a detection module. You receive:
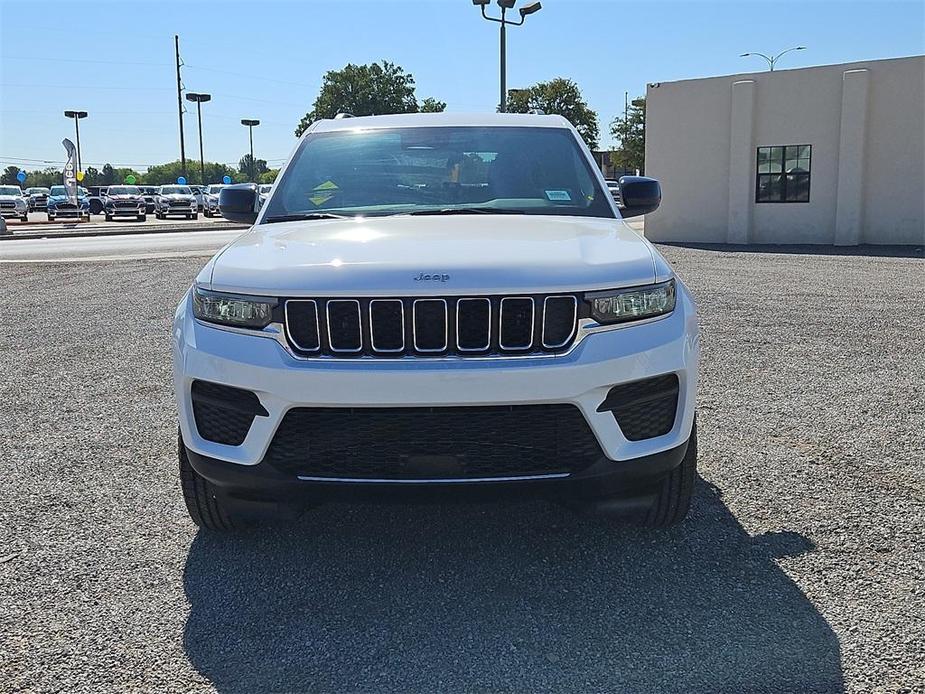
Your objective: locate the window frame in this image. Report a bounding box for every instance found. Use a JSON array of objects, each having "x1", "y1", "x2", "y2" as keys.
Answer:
[{"x1": 755, "y1": 144, "x2": 812, "y2": 204}]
